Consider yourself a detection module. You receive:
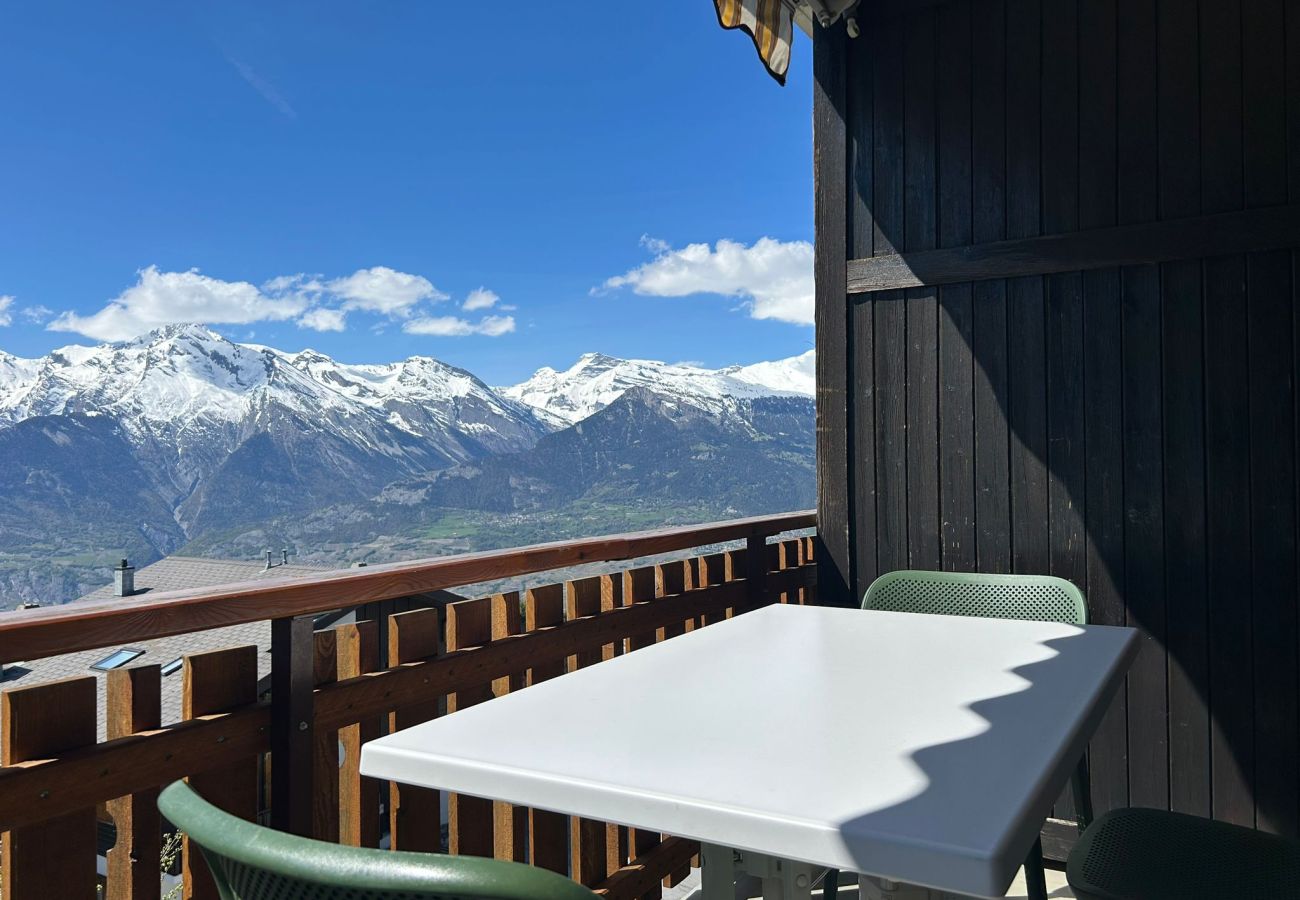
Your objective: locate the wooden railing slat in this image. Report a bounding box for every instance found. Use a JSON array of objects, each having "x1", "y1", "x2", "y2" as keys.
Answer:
[
  {"x1": 489, "y1": 592, "x2": 529, "y2": 863},
  {"x1": 386, "y1": 608, "x2": 441, "y2": 853},
  {"x1": 106, "y1": 665, "x2": 163, "y2": 900},
  {"x1": 183, "y1": 645, "x2": 259, "y2": 900},
  {"x1": 525, "y1": 584, "x2": 570, "y2": 875},
  {"x1": 1, "y1": 676, "x2": 99, "y2": 899},
  {"x1": 566, "y1": 576, "x2": 623, "y2": 885},
  {"x1": 337, "y1": 620, "x2": 380, "y2": 848},
  {"x1": 446, "y1": 597, "x2": 495, "y2": 858}
]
